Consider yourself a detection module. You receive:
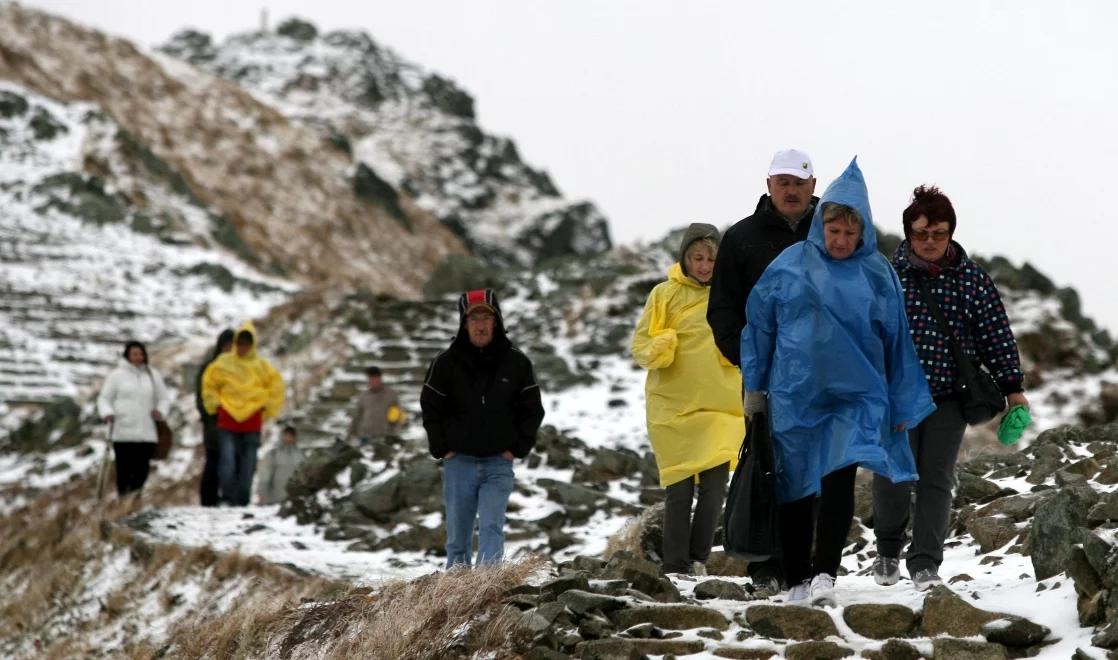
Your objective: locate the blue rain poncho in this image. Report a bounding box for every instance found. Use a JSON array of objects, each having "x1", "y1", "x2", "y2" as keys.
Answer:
[{"x1": 740, "y1": 158, "x2": 935, "y2": 503}]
